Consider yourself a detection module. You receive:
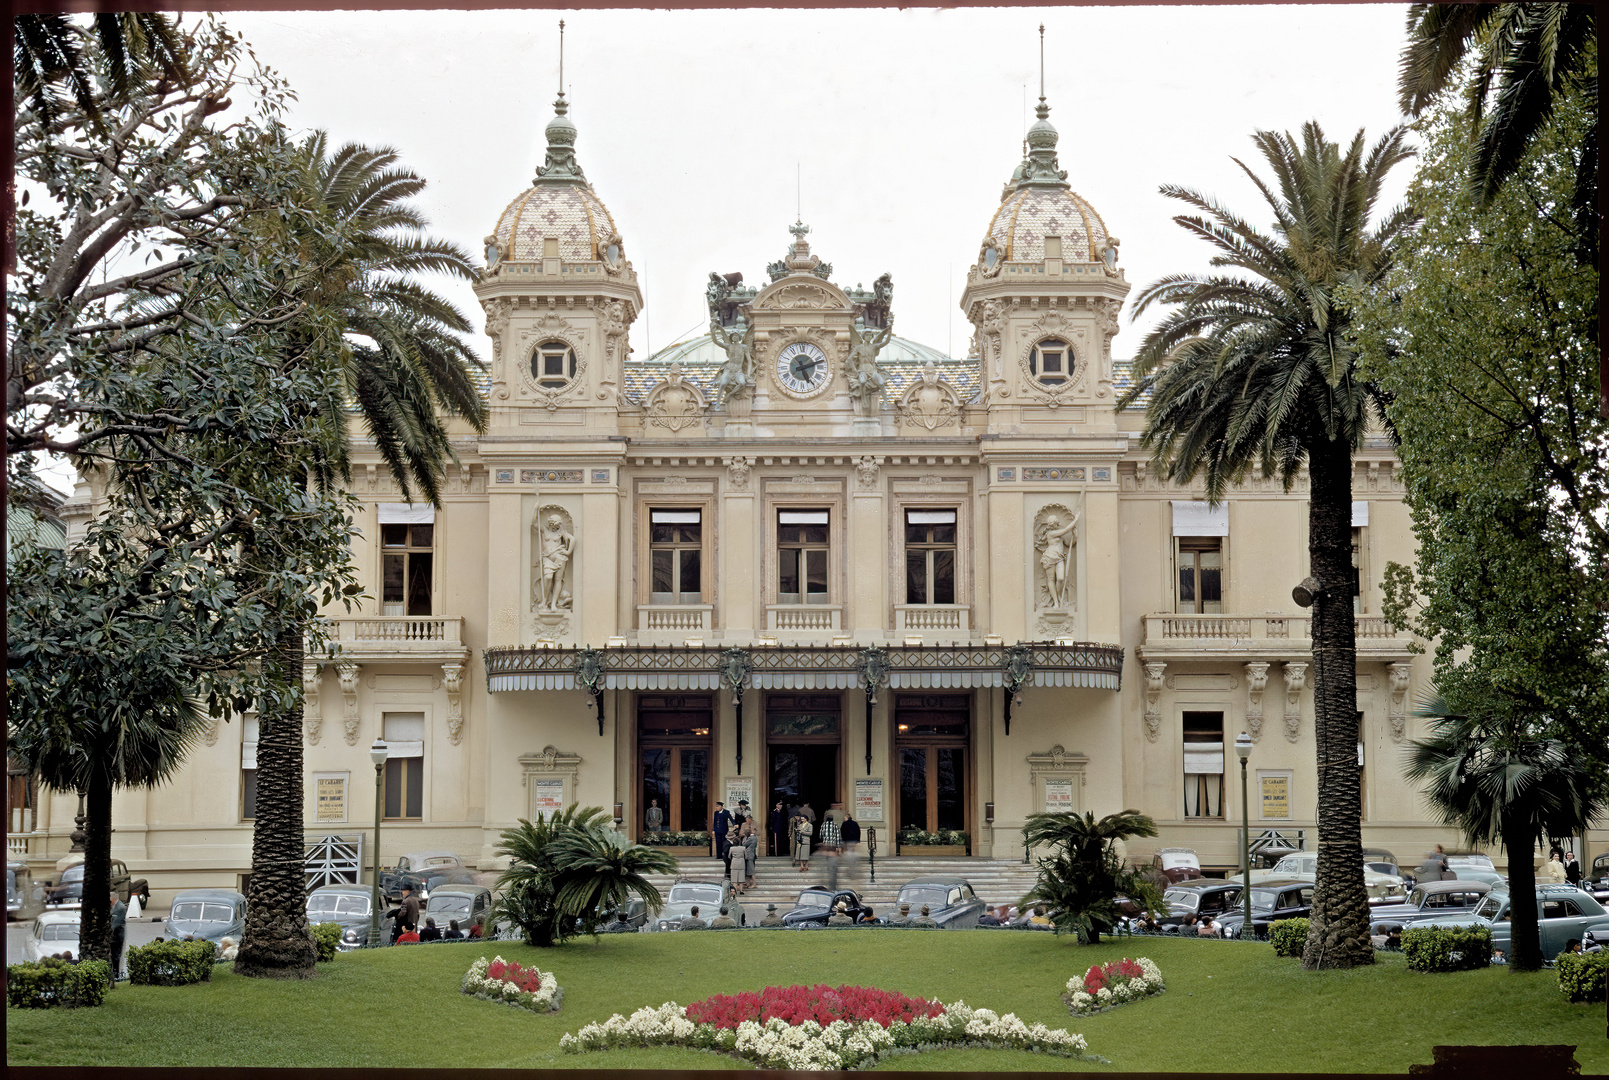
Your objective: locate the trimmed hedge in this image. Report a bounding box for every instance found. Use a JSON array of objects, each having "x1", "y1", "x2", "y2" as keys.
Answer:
[
  {"x1": 1401, "y1": 926, "x2": 1492, "y2": 972},
  {"x1": 1268, "y1": 918, "x2": 1309, "y2": 958},
  {"x1": 6, "y1": 958, "x2": 111, "y2": 1009},
  {"x1": 311, "y1": 922, "x2": 342, "y2": 962},
  {"x1": 1556, "y1": 951, "x2": 1609, "y2": 1004},
  {"x1": 127, "y1": 938, "x2": 217, "y2": 986}
]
